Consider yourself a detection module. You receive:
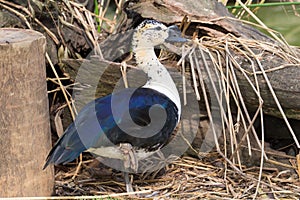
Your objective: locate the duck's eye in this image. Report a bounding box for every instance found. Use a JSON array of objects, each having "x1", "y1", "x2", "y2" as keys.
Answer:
[{"x1": 153, "y1": 26, "x2": 162, "y2": 31}]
